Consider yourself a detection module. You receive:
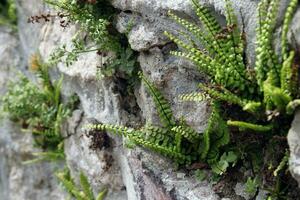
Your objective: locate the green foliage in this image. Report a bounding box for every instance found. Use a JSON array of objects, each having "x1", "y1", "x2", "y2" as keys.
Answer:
[
  {"x1": 210, "y1": 151, "x2": 238, "y2": 175},
  {"x1": 87, "y1": 73, "x2": 206, "y2": 165},
  {"x1": 245, "y1": 177, "x2": 259, "y2": 196},
  {"x1": 167, "y1": 0, "x2": 300, "y2": 113},
  {"x1": 0, "y1": 0, "x2": 17, "y2": 28},
  {"x1": 1, "y1": 55, "x2": 77, "y2": 162},
  {"x1": 45, "y1": 0, "x2": 138, "y2": 77},
  {"x1": 194, "y1": 169, "x2": 207, "y2": 181},
  {"x1": 86, "y1": 72, "x2": 232, "y2": 169},
  {"x1": 273, "y1": 150, "x2": 289, "y2": 177},
  {"x1": 56, "y1": 168, "x2": 107, "y2": 200},
  {"x1": 22, "y1": 148, "x2": 65, "y2": 165},
  {"x1": 98, "y1": 47, "x2": 138, "y2": 78},
  {"x1": 166, "y1": 0, "x2": 300, "y2": 176},
  {"x1": 227, "y1": 120, "x2": 273, "y2": 132}
]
